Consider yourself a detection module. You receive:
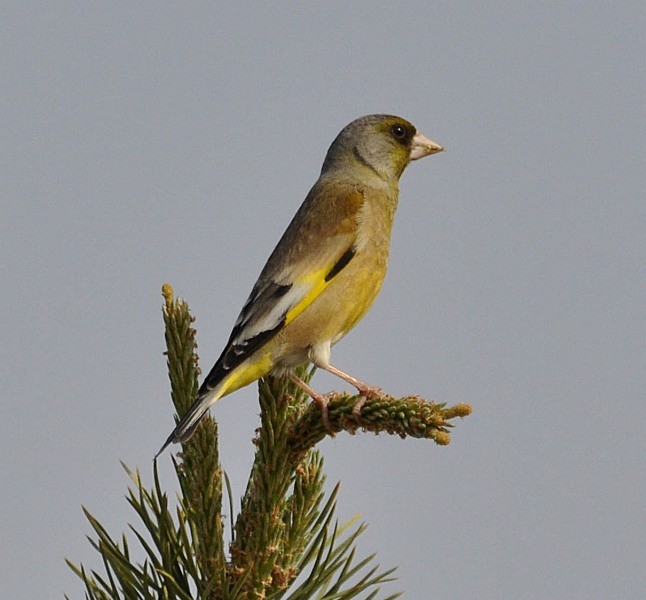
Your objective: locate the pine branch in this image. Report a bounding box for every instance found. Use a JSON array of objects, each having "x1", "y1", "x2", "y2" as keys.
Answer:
[
  {"x1": 161, "y1": 283, "x2": 227, "y2": 592},
  {"x1": 230, "y1": 367, "x2": 323, "y2": 595},
  {"x1": 66, "y1": 284, "x2": 471, "y2": 599},
  {"x1": 288, "y1": 392, "x2": 472, "y2": 455}
]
